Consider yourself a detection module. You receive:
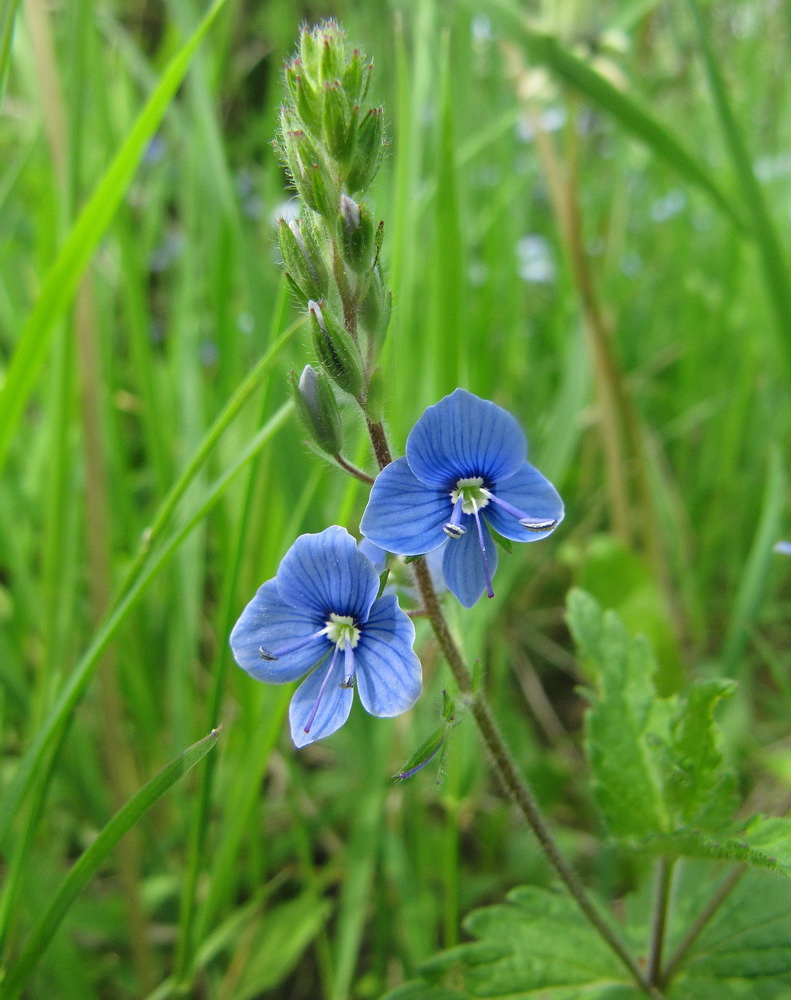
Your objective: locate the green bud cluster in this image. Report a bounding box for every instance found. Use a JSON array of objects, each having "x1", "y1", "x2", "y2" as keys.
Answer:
[
  {"x1": 277, "y1": 21, "x2": 384, "y2": 209},
  {"x1": 274, "y1": 21, "x2": 393, "y2": 453}
]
